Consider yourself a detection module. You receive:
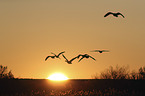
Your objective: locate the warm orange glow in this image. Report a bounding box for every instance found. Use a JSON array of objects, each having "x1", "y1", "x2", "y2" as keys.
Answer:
[{"x1": 47, "y1": 73, "x2": 68, "y2": 81}]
